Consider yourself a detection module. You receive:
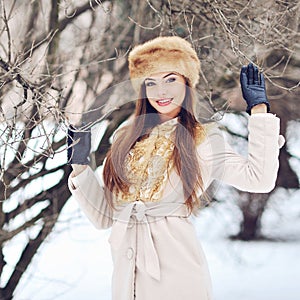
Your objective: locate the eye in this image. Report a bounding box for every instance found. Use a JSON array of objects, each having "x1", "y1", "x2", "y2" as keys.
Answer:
[
  {"x1": 145, "y1": 81, "x2": 155, "y2": 87},
  {"x1": 166, "y1": 77, "x2": 176, "y2": 83}
]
